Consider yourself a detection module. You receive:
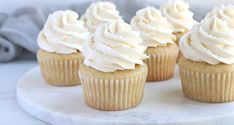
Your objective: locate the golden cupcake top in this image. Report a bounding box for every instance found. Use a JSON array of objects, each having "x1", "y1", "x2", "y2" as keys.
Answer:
[
  {"x1": 180, "y1": 16, "x2": 234, "y2": 65},
  {"x1": 37, "y1": 10, "x2": 90, "y2": 54},
  {"x1": 81, "y1": 1, "x2": 122, "y2": 32},
  {"x1": 82, "y1": 20, "x2": 148, "y2": 72},
  {"x1": 131, "y1": 7, "x2": 176, "y2": 47},
  {"x1": 160, "y1": 0, "x2": 197, "y2": 33}
]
